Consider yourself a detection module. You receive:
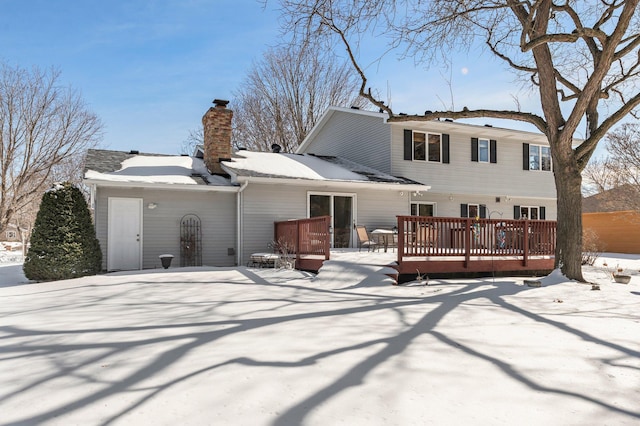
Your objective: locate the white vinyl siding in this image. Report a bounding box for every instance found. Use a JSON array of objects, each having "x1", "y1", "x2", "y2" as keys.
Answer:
[
  {"x1": 94, "y1": 187, "x2": 236, "y2": 270},
  {"x1": 239, "y1": 183, "x2": 412, "y2": 263},
  {"x1": 409, "y1": 192, "x2": 557, "y2": 220},
  {"x1": 391, "y1": 125, "x2": 556, "y2": 199},
  {"x1": 301, "y1": 109, "x2": 392, "y2": 173}
]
